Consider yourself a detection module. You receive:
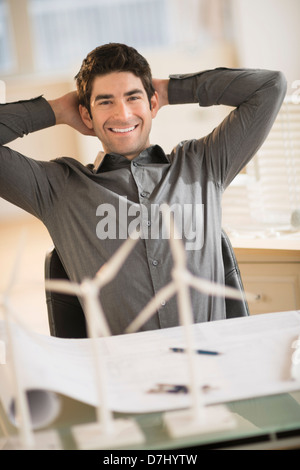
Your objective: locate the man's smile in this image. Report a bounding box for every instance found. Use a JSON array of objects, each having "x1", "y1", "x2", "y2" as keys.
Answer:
[{"x1": 108, "y1": 124, "x2": 139, "y2": 134}]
